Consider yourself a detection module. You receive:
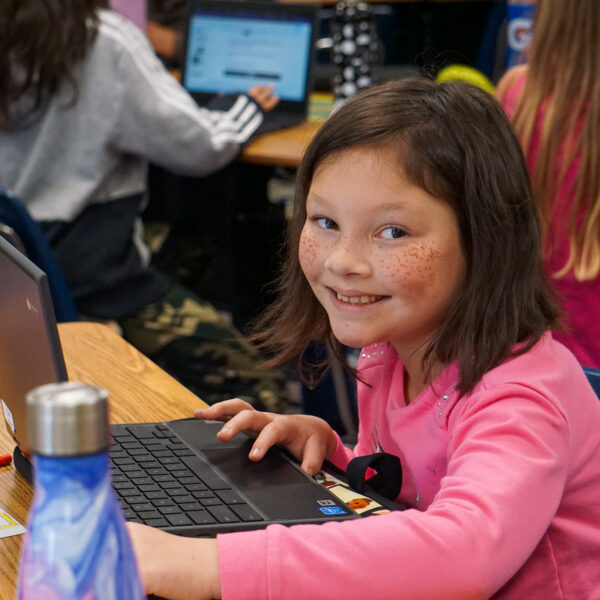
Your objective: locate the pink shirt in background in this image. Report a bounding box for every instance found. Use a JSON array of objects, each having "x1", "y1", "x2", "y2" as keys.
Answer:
[
  {"x1": 218, "y1": 335, "x2": 600, "y2": 599},
  {"x1": 108, "y1": 0, "x2": 147, "y2": 31},
  {"x1": 502, "y1": 72, "x2": 600, "y2": 368}
]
